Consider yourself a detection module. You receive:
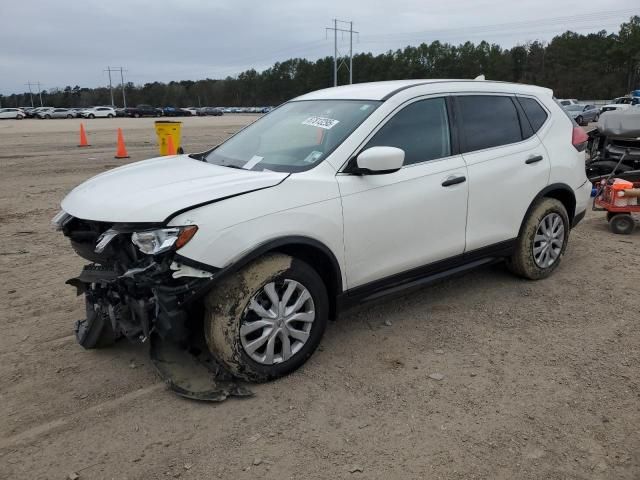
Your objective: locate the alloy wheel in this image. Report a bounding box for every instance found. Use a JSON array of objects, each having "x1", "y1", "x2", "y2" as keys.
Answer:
[
  {"x1": 240, "y1": 279, "x2": 315, "y2": 365},
  {"x1": 533, "y1": 212, "x2": 565, "y2": 268}
]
